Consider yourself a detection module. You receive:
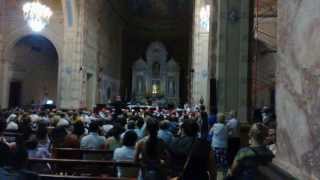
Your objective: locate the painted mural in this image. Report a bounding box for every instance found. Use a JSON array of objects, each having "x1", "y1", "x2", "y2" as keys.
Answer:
[{"x1": 277, "y1": 0, "x2": 320, "y2": 179}]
